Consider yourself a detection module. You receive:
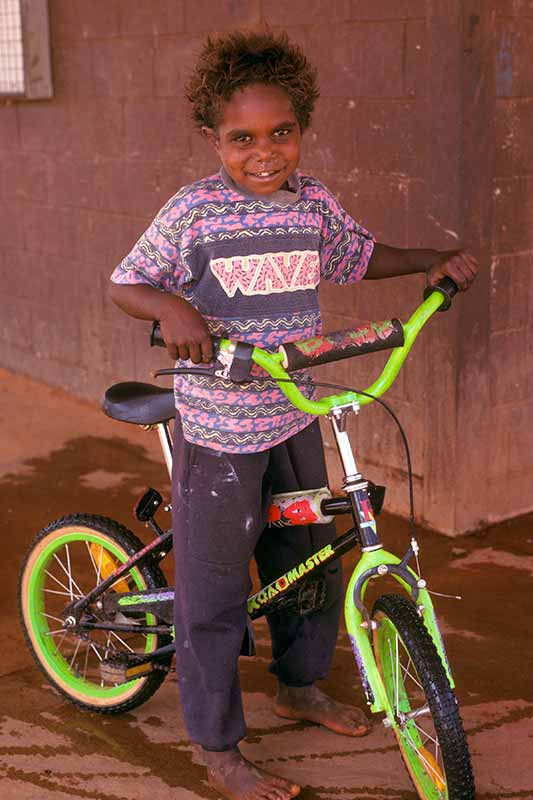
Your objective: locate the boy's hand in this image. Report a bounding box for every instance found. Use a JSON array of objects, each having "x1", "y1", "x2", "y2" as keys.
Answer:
[
  {"x1": 108, "y1": 283, "x2": 213, "y2": 362},
  {"x1": 159, "y1": 298, "x2": 213, "y2": 364},
  {"x1": 426, "y1": 250, "x2": 478, "y2": 291}
]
